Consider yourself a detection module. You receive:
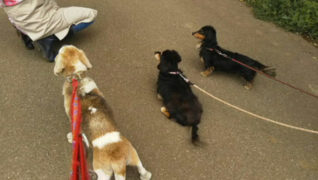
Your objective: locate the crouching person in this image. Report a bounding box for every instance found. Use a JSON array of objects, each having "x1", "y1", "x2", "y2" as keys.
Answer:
[{"x1": 0, "y1": 0, "x2": 97, "y2": 62}]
